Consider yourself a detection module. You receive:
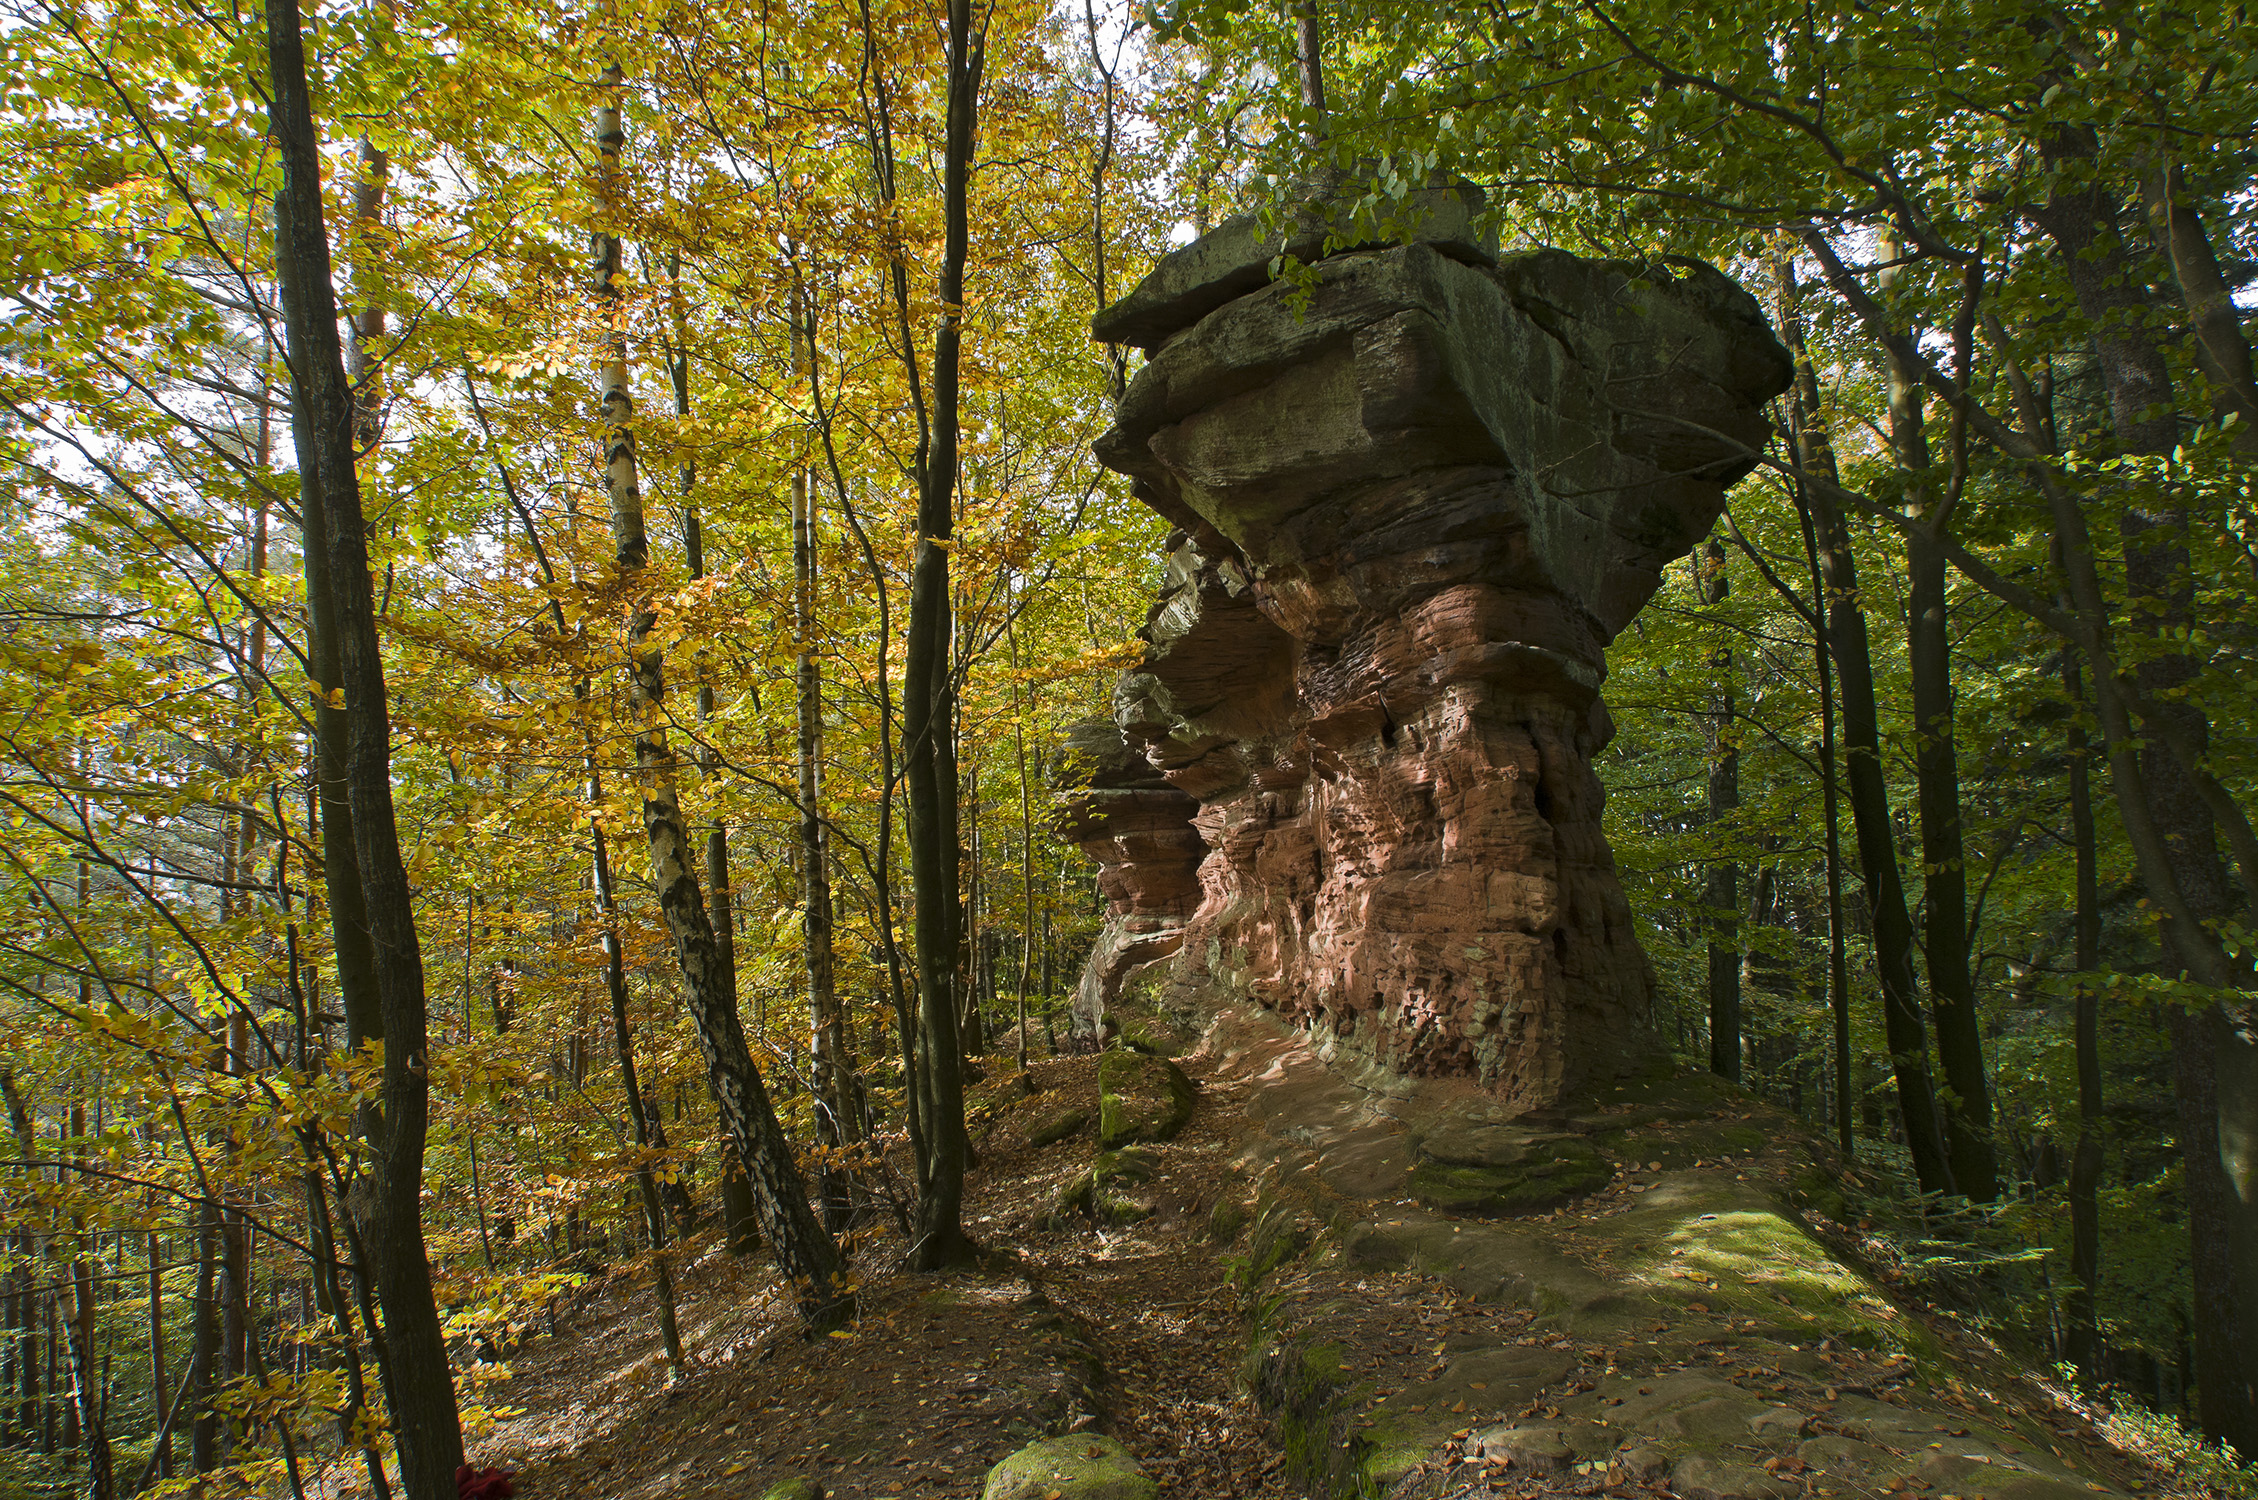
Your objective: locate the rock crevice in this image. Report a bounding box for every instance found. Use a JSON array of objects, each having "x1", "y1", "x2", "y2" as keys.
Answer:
[{"x1": 1063, "y1": 186, "x2": 1792, "y2": 1110}]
